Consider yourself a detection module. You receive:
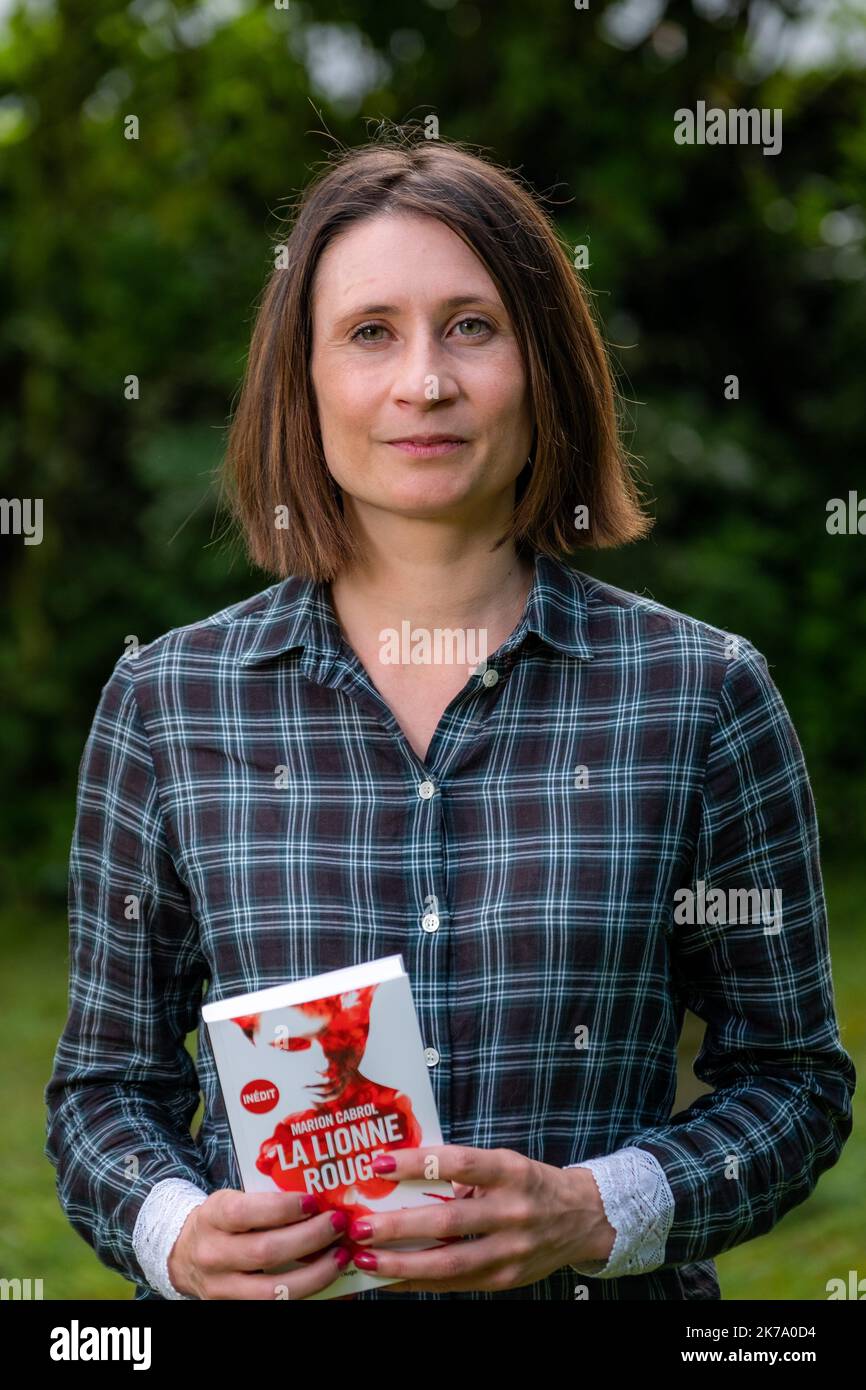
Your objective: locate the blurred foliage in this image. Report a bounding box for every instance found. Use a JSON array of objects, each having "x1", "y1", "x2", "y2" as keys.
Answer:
[{"x1": 1, "y1": 0, "x2": 865, "y2": 909}]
